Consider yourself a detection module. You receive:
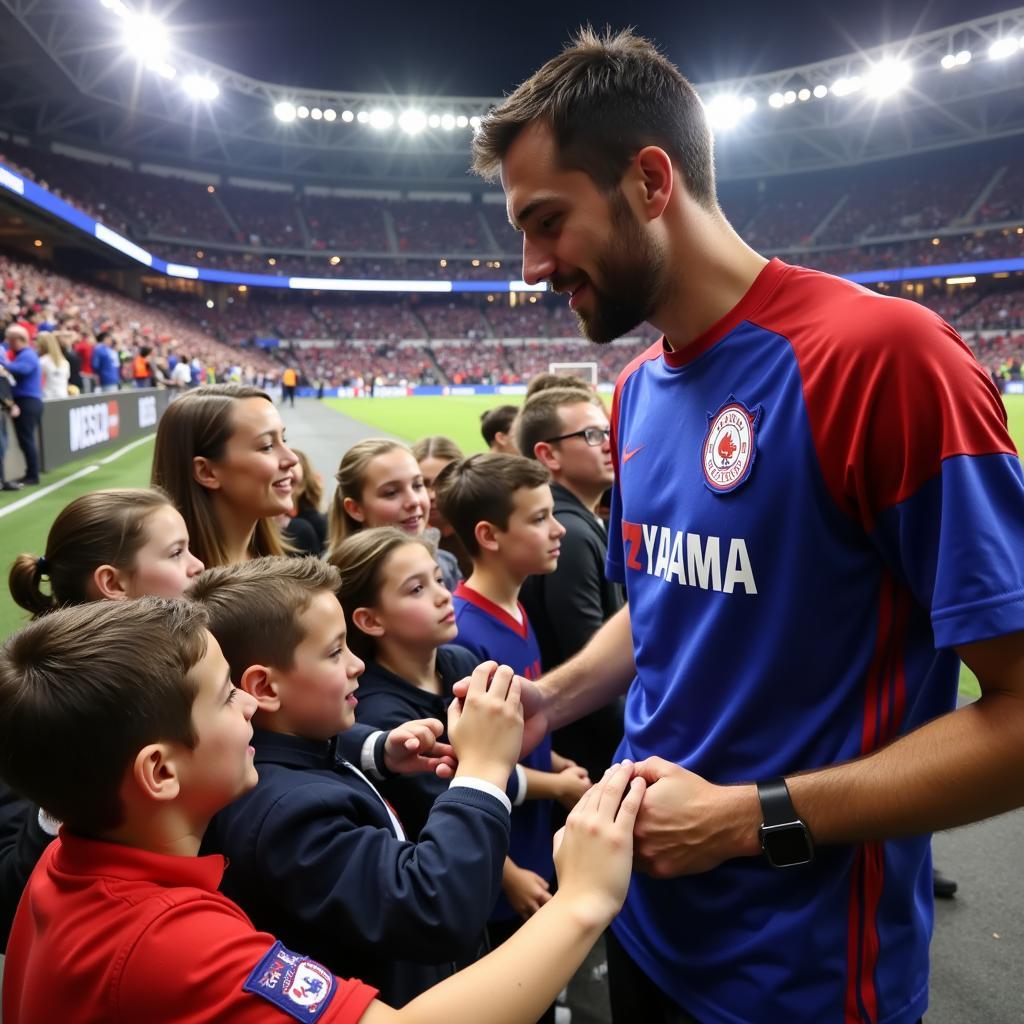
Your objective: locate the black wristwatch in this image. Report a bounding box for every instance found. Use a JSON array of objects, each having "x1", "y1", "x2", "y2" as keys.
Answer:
[{"x1": 757, "y1": 777, "x2": 814, "y2": 868}]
